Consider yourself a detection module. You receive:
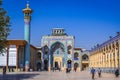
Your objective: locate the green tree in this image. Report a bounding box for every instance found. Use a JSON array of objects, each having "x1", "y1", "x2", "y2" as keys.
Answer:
[{"x1": 0, "y1": 0, "x2": 10, "y2": 54}]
